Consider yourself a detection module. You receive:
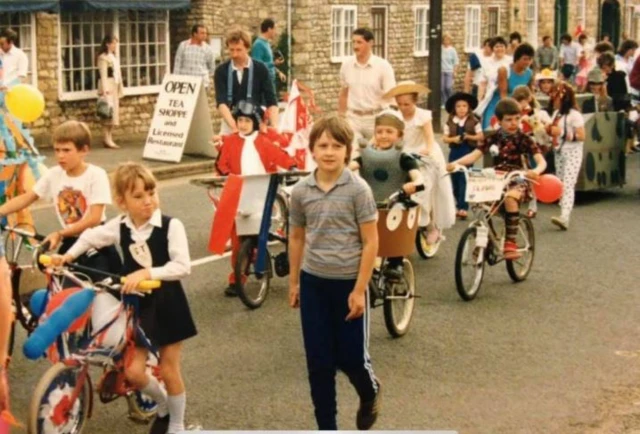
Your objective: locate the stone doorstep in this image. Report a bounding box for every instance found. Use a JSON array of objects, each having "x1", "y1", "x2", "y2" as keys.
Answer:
[{"x1": 148, "y1": 159, "x2": 216, "y2": 181}]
